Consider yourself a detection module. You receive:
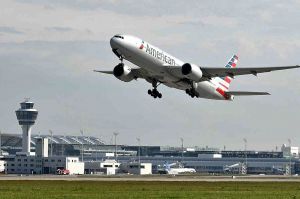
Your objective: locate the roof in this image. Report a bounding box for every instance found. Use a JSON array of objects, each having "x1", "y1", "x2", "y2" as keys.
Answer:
[{"x1": 1, "y1": 133, "x2": 105, "y2": 147}]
